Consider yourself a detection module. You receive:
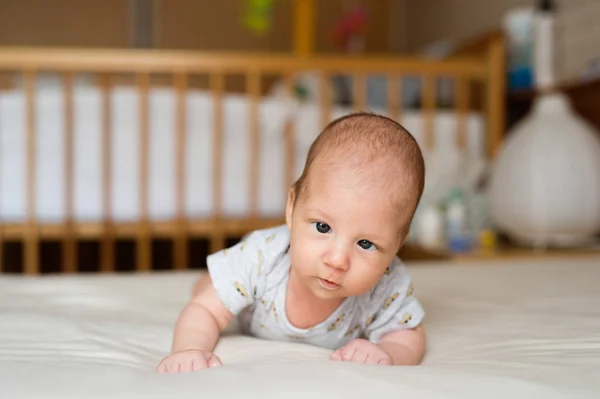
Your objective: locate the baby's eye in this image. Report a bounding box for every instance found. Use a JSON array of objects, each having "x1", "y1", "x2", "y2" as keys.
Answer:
[
  {"x1": 312, "y1": 222, "x2": 331, "y2": 234},
  {"x1": 358, "y1": 239, "x2": 376, "y2": 251}
]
